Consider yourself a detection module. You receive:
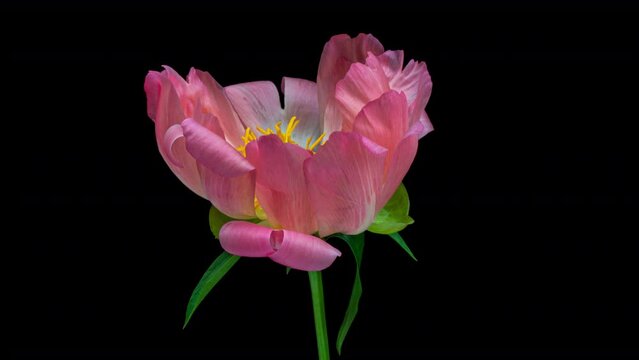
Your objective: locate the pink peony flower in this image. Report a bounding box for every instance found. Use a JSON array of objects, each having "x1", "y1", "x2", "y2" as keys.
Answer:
[{"x1": 144, "y1": 33, "x2": 432, "y2": 272}]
